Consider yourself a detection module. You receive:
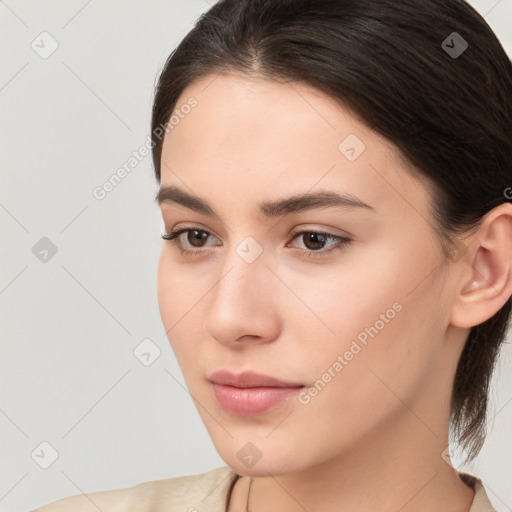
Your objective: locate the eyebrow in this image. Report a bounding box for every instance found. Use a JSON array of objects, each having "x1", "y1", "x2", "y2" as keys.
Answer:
[{"x1": 155, "y1": 185, "x2": 376, "y2": 217}]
